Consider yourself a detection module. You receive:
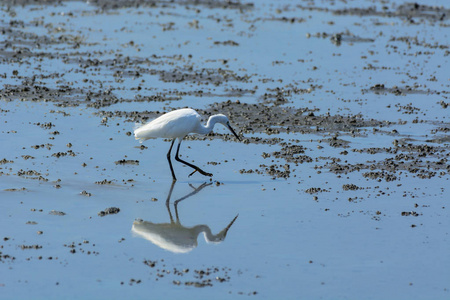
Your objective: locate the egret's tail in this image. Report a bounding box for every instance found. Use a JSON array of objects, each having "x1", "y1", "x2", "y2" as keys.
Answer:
[
  {"x1": 134, "y1": 123, "x2": 155, "y2": 143},
  {"x1": 134, "y1": 123, "x2": 145, "y2": 143}
]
